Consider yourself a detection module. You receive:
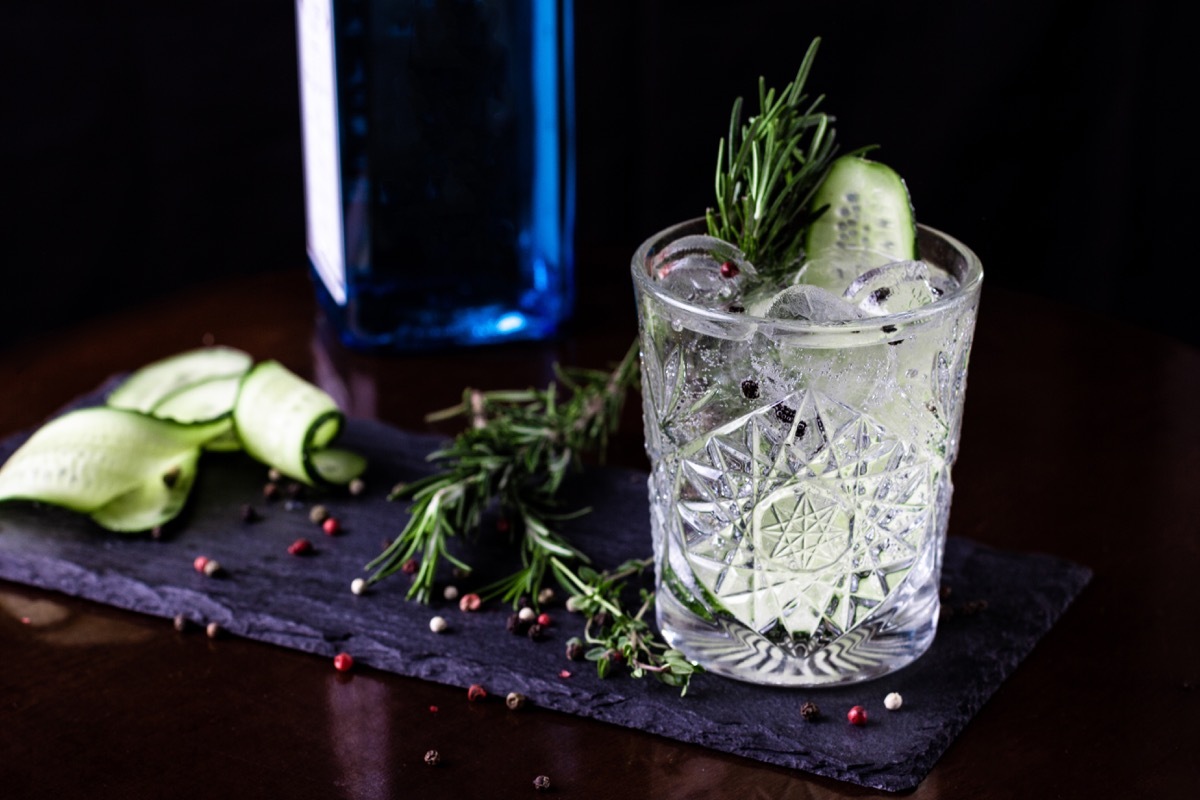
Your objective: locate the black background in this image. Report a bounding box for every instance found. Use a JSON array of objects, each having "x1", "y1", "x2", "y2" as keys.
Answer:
[{"x1": 3, "y1": 1, "x2": 1193, "y2": 348}]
